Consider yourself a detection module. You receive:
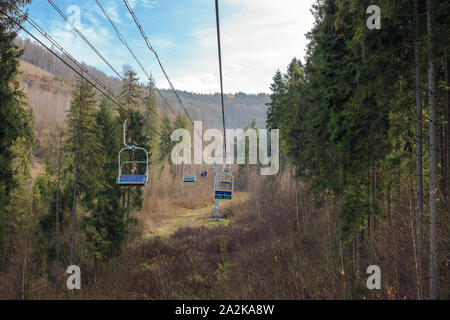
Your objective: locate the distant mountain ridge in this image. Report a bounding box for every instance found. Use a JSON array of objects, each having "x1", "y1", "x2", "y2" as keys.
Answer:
[{"x1": 15, "y1": 37, "x2": 269, "y2": 129}]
